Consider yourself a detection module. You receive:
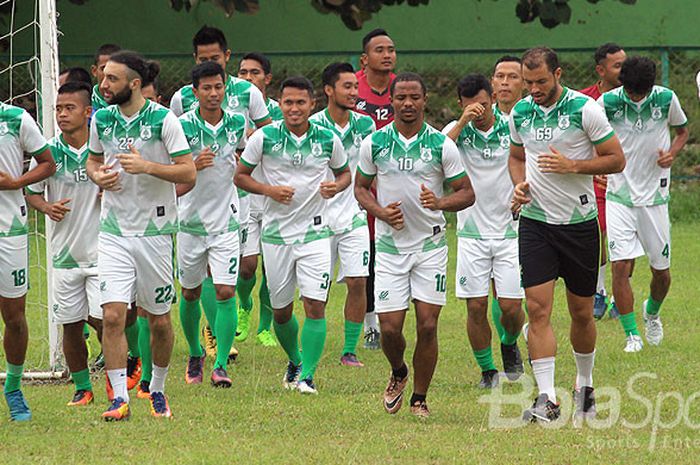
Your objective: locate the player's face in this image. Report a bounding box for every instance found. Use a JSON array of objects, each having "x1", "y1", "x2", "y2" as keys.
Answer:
[
  {"x1": 280, "y1": 87, "x2": 314, "y2": 128},
  {"x1": 195, "y1": 43, "x2": 231, "y2": 72},
  {"x1": 55, "y1": 92, "x2": 91, "y2": 134},
  {"x1": 238, "y1": 59, "x2": 271, "y2": 93},
  {"x1": 523, "y1": 63, "x2": 561, "y2": 106},
  {"x1": 328, "y1": 72, "x2": 358, "y2": 110},
  {"x1": 459, "y1": 89, "x2": 493, "y2": 125},
  {"x1": 141, "y1": 83, "x2": 161, "y2": 104},
  {"x1": 492, "y1": 61, "x2": 523, "y2": 105},
  {"x1": 91, "y1": 54, "x2": 111, "y2": 85},
  {"x1": 101, "y1": 61, "x2": 135, "y2": 106},
  {"x1": 193, "y1": 75, "x2": 225, "y2": 112},
  {"x1": 364, "y1": 36, "x2": 396, "y2": 73},
  {"x1": 391, "y1": 81, "x2": 425, "y2": 124},
  {"x1": 598, "y1": 50, "x2": 627, "y2": 87}
]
